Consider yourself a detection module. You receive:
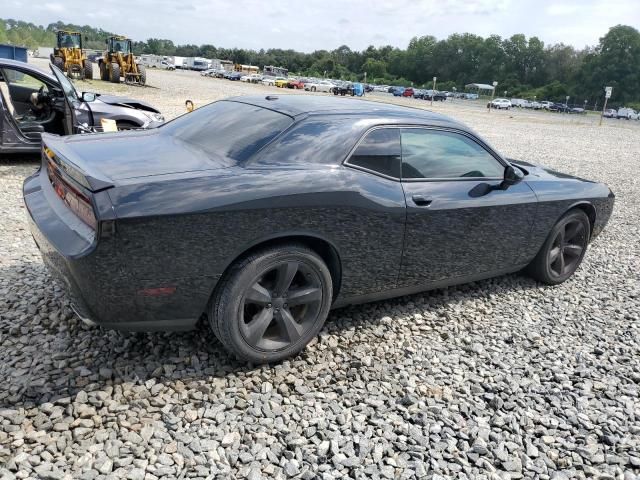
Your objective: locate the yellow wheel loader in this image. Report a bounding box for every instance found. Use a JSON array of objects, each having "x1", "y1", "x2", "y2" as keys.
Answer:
[
  {"x1": 51, "y1": 30, "x2": 93, "y2": 80},
  {"x1": 98, "y1": 36, "x2": 146, "y2": 86}
]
